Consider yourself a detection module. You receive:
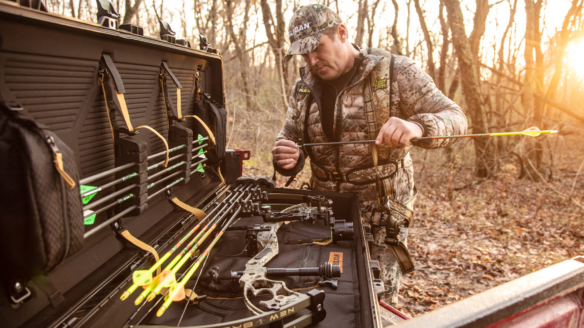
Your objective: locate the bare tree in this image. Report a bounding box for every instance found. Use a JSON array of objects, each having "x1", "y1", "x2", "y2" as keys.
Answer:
[
  {"x1": 225, "y1": 0, "x2": 253, "y2": 112},
  {"x1": 69, "y1": 0, "x2": 76, "y2": 18},
  {"x1": 546, "y1": 0, "x2": 583, "y2": 101},
  {"x1": 260, "y1": 0, "x2": 289, "y2": 109},
  {"x1": 390, "y1": 0, "x2": 403, "y2": 55},
  {"x1": 366, "y1": 0, "x2": 382, "y2": 48},
  {"x1": 437, "y1": 0, "x2": 450, "y2": 93},
  {"x1": 444, "y1": 0, "x2": 495, "y2": 178},
  {"x1": 523, "y1": 0, "x2": 545, "y2": 171},
  {"x1": 468, "y1": 0, "x2": 490, "y2": 69},
  {"x1": 494, "y1": 0, "x2": 518, "y2": 153},
  {"x1": 194, "y1": 0, "x2": 218, "y2": 45},
  {"x1": 413, "y1": 0, "x2": 436, "y2": 80},
  {"x1": 123, "y1": 0, "x2": 144, "y2": 24},
  {"x1": 355, "y1": 0, "x2": 367, "y2": 46}
]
